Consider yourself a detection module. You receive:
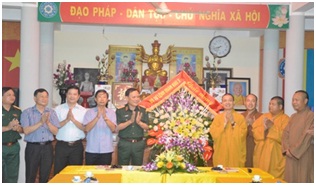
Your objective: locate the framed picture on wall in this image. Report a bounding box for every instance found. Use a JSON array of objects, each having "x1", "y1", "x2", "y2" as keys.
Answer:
[
  {"x1": 74, "y1": 68, "x2": 99, "y2": 92},
  {"x1": 203, "y1": 67, "x2": 233, "y2": 90},
  {"x1": 226, "y1": 77, "x2": 251, "y2": 111},
  {"x1": 169, "y1": 47, "x2": 203, "y2": 84},
  {"x1": 112, "y1": 82, "x2": 134, "y2": 108},
  {"x1": 108, "y1": 45, "x2": 142, "y2": 86}
]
